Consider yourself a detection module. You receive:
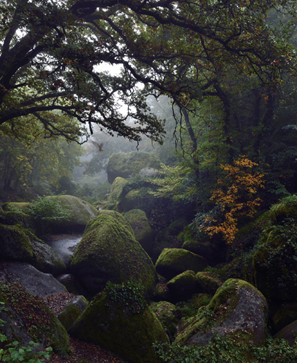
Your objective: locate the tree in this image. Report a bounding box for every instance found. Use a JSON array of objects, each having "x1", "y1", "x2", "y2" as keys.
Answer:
[
  {"x1": 1, "y1": 0, "x2": 296, "y2": 143},
  {"x1": 0, "y1": 115, "x2": 83, "y2": 191},
  {"x1": 201, "y1": 156, "x2": 265, "y2": 244}
]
